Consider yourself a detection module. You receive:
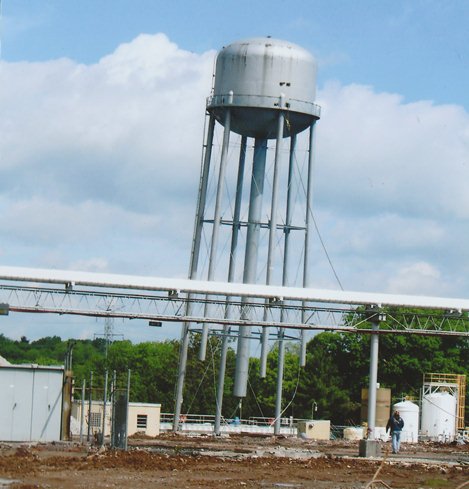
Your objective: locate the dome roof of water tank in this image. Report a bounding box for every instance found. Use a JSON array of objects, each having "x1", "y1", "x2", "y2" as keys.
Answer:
[
  {"x1": 207, "y1": 37, "x2": 320, "y2": 139},
  {"x1": 393, "y1": 400, "x2": 419, "y2": 412}
]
